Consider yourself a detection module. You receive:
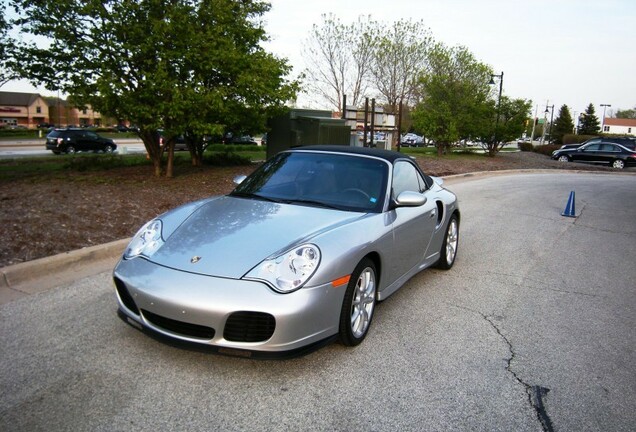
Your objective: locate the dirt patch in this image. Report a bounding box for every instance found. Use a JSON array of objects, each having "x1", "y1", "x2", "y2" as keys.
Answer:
[{"x1": 0, "y1": 151, "x2": 623, "y2": 268}]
